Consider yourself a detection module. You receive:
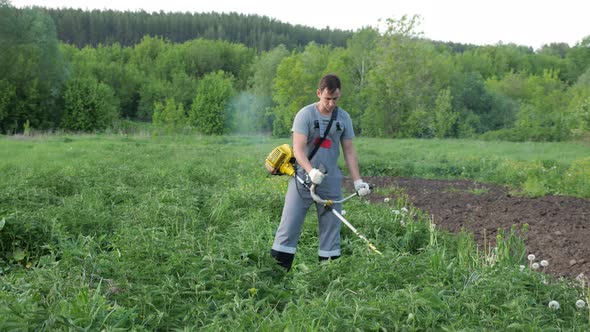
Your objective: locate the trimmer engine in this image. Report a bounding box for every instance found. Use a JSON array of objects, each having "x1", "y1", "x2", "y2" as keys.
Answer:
[{"x1": 265, "y1": 144, "x2": 296, "y2": 176}]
